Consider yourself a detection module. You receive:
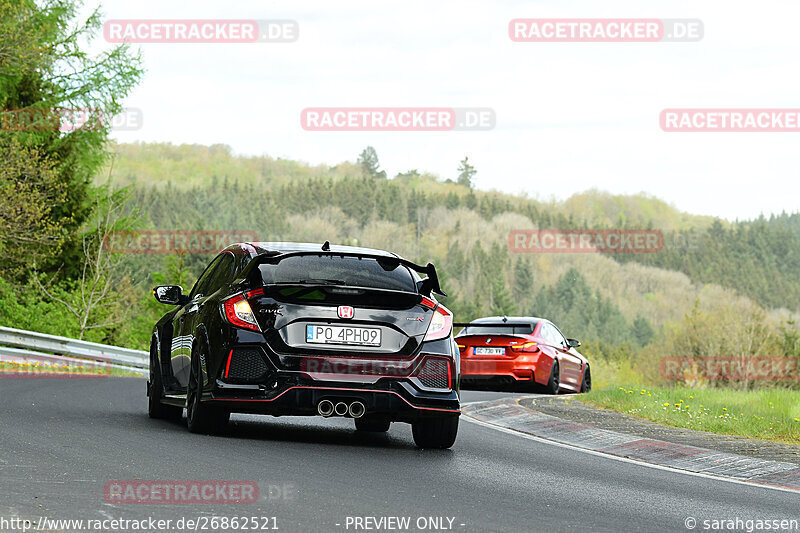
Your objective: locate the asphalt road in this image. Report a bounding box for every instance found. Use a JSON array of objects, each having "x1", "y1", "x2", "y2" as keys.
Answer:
[{"x1": 0, "y1": 378, "x2": 798, "y2": 533}]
